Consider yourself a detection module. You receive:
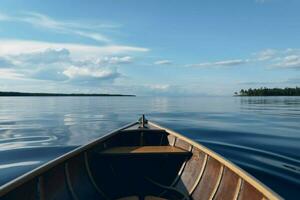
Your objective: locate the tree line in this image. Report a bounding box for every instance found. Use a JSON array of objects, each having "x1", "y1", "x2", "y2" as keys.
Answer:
[
  {"x1": 0, "y1": 91, "x2": 135, "y2": 97},
  {"x1": 235, "y1": 87, "x2": 300, "y2": 96}
]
